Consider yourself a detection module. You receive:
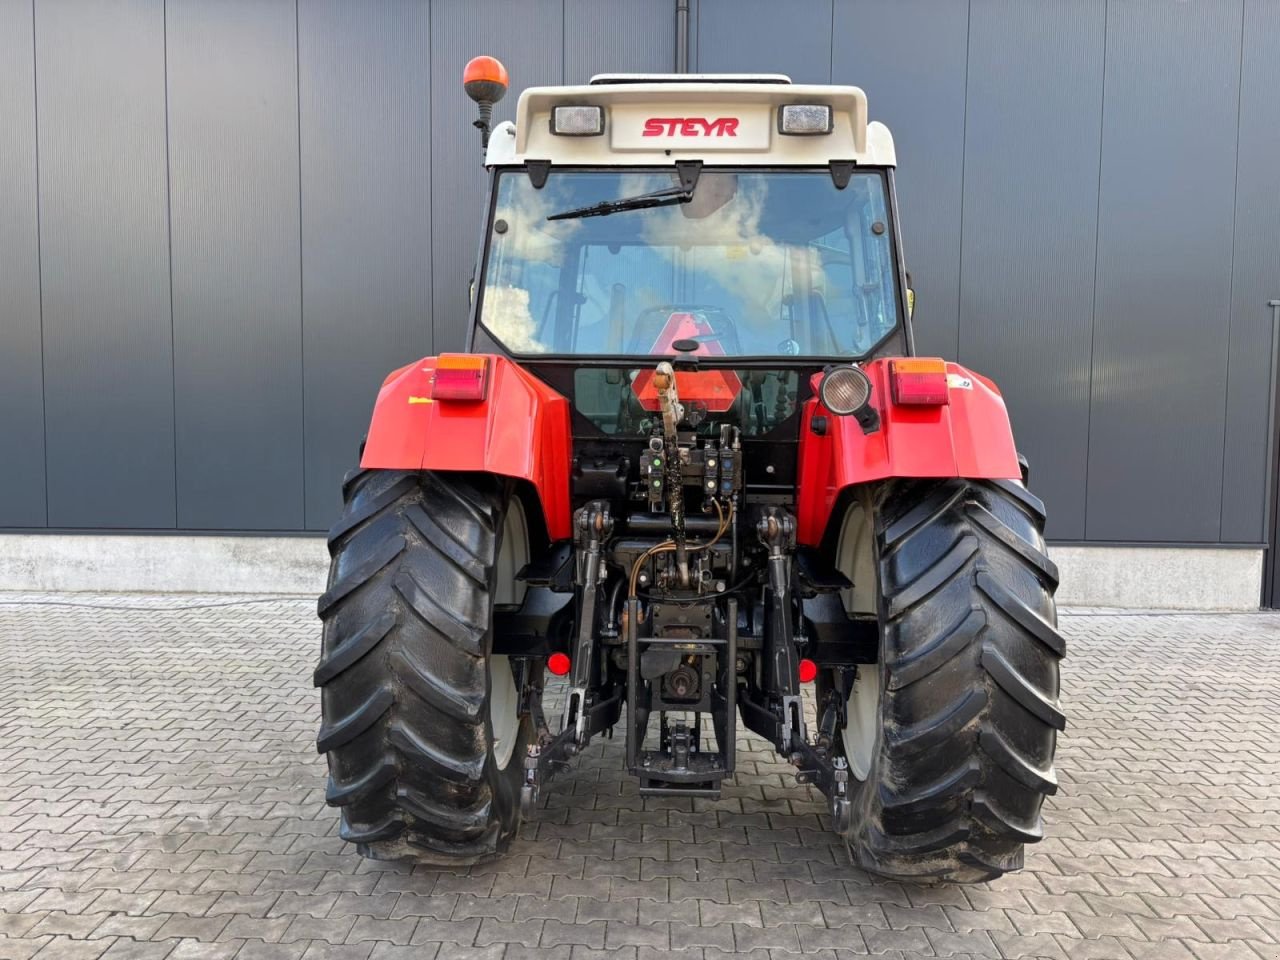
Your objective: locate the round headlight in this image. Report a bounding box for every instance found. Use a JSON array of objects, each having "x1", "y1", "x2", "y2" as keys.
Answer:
[{"x1": 820, "y1": 365, "x2": 872, "y2": 415}]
